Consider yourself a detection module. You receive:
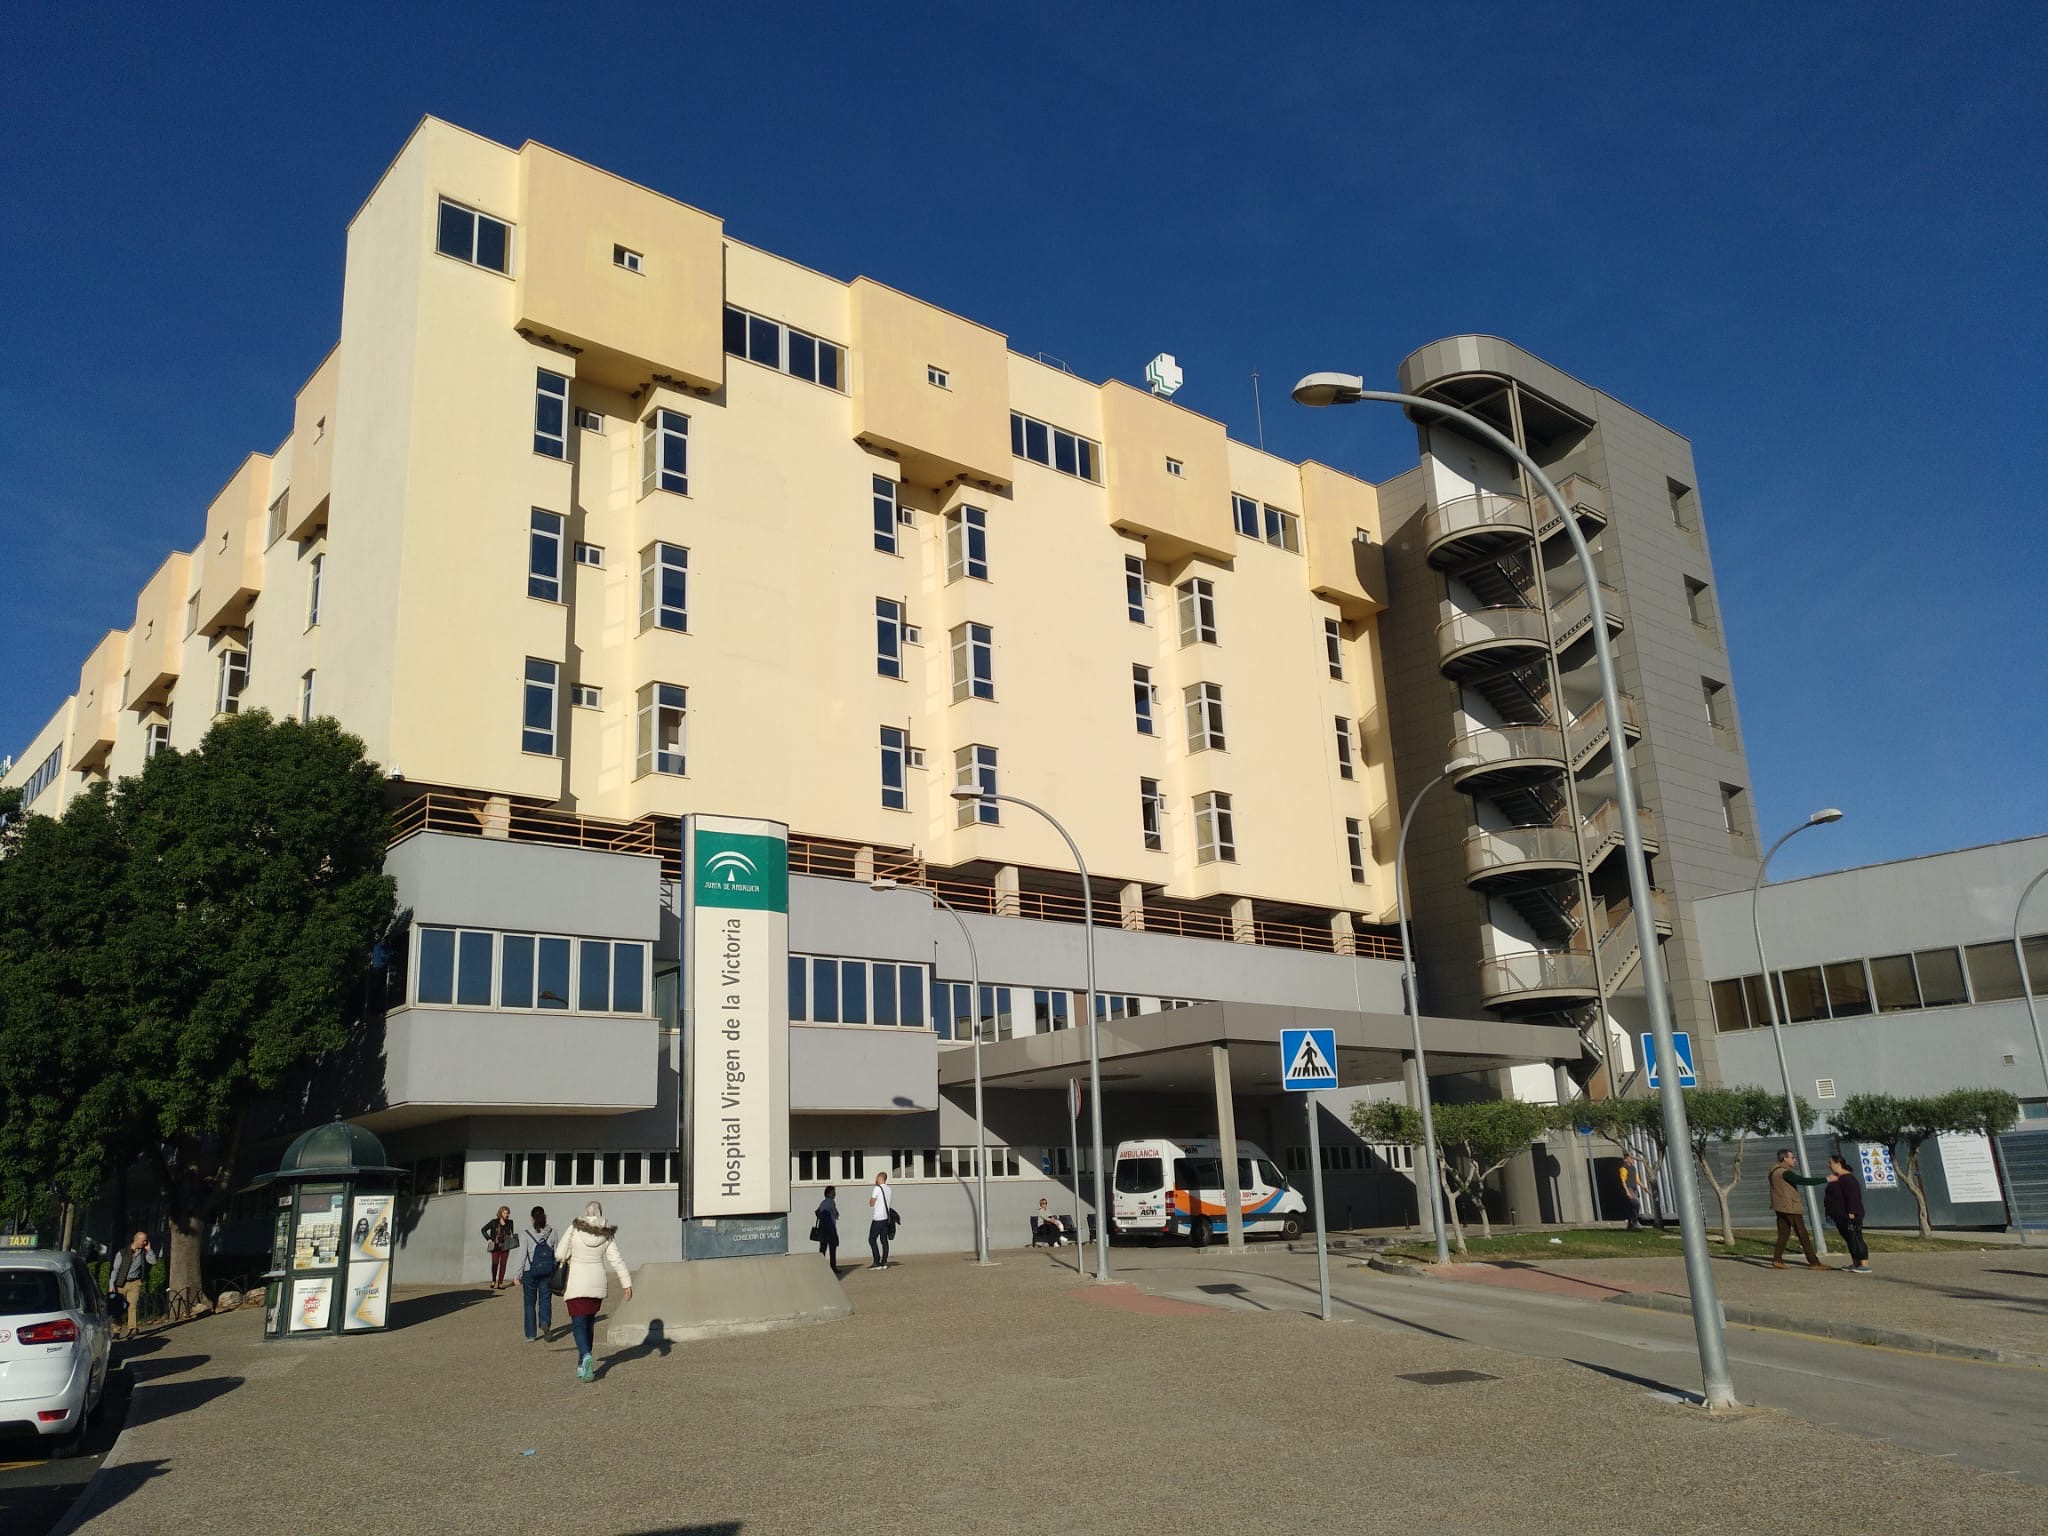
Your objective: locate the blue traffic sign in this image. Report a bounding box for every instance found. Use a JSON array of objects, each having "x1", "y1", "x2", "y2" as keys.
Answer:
[
  {"x1": 1642, "y1": 1030, "x2": 1697, "y2": 1089},
  {"x1": 1280, "y1": 1028, "x2": 1339, "y2": 1092}
]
